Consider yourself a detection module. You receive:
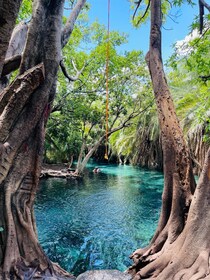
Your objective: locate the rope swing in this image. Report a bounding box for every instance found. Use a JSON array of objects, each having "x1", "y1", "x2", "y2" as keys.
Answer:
[{"x1": 104, "y1": 0, "x2": 110, "y2": 160}]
